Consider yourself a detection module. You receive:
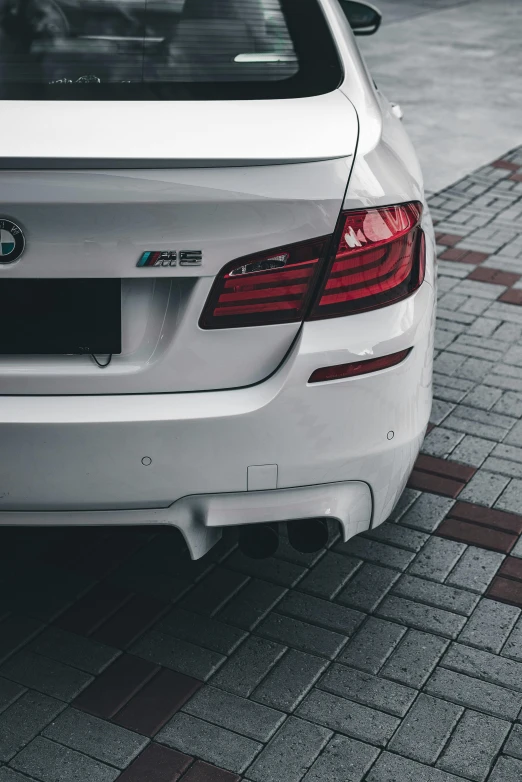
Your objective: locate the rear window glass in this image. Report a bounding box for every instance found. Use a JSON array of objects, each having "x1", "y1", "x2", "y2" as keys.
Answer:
[{"x1": 0, "y1": 0, "x2": 342, "y2": 99}]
